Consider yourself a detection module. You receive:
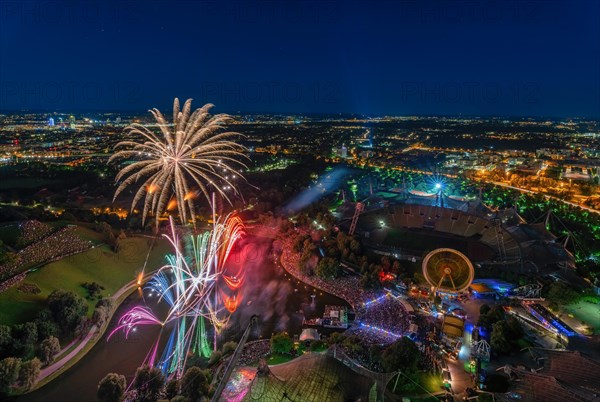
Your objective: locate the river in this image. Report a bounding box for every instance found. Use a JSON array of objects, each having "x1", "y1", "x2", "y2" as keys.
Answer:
[{"x1": 18, "y1": 235, "x2": 349, "y2": 402}]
